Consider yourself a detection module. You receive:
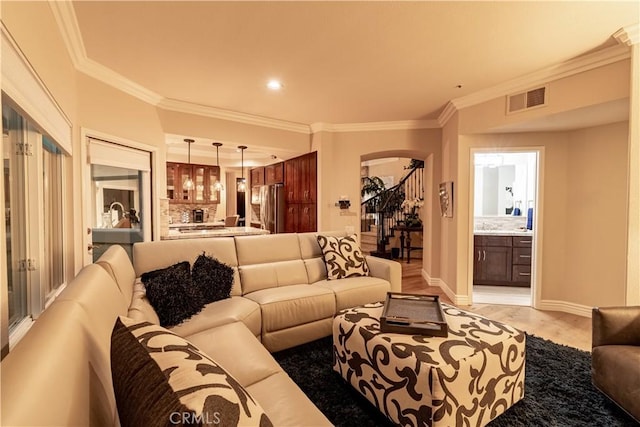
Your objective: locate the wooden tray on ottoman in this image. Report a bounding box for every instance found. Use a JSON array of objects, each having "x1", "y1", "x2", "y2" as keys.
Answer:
[{"x1": 380, "y1": 292, "x2": 448, "y2": 337}]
